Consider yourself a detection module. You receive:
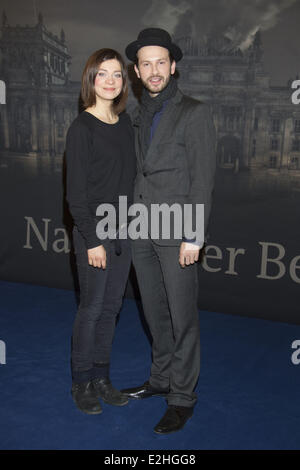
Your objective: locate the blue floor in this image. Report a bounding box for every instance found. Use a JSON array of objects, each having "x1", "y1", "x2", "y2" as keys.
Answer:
[{"x1": 0, "y1": 280, "x2": 300, "y2": 450}]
